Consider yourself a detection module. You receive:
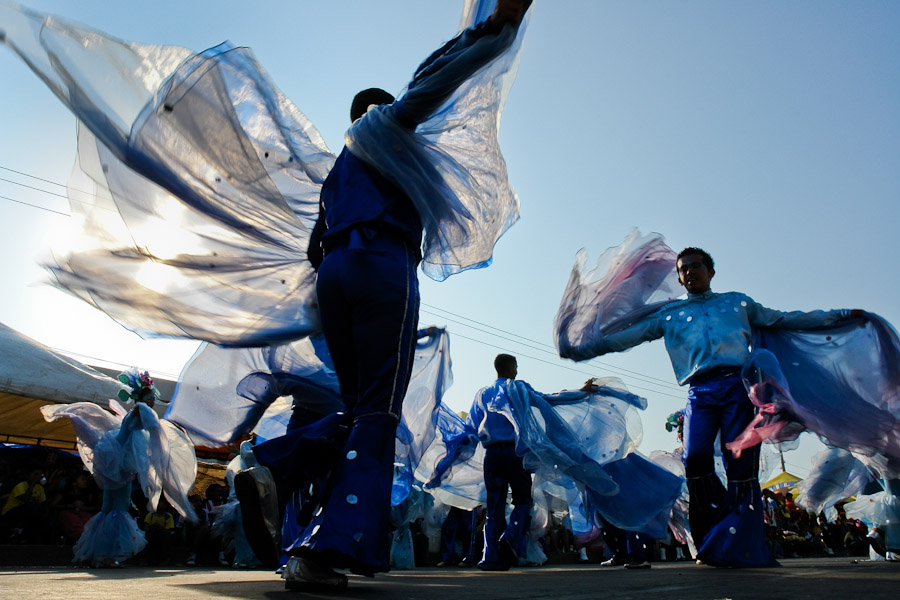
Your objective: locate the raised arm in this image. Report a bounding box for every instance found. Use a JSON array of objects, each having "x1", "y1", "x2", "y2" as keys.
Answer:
[{"x1": 391, "y1": 0, "x2": 530, "y2": 128}]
